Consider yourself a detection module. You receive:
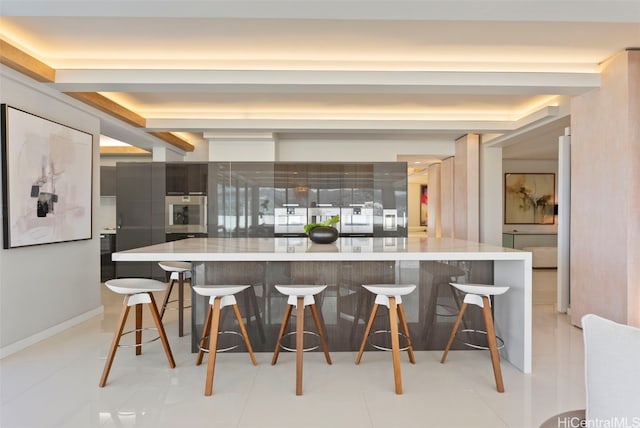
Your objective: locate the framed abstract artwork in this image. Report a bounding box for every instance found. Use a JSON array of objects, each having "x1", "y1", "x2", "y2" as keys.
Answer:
[
  {"x1": 504, "y1": 173, "x2": 555, "y2": 224},
  {"x1": 1, "y1": 105, "x2": 93, "y2": 248}
]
